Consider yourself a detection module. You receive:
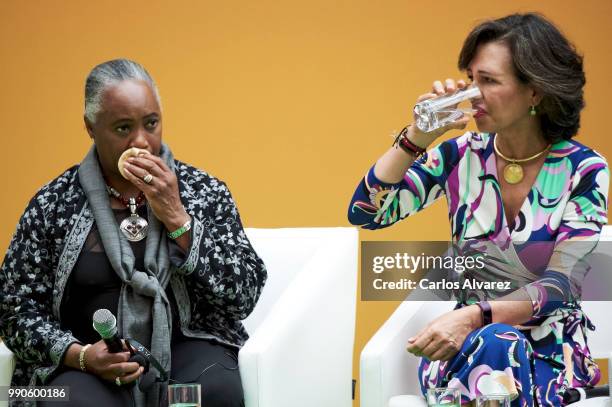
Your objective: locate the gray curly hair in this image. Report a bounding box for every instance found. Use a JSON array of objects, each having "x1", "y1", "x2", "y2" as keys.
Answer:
[{"x1": 84, "y1": 59, "x2": 161, "y2": 123}]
